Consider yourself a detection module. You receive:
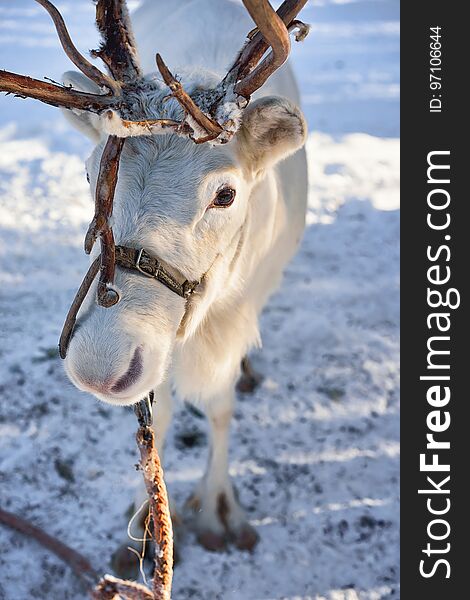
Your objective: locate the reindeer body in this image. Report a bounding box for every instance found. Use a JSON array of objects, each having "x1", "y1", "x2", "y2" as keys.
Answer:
[
  {"x1": 111, "y1": 0, "x2": 306, "y2": 554},
  {"x1": 63, "y1": 0, "x2": 309, "y2": 554},
  {"x1": 1, "y1": 0, "x2": 308, "y2": 558}
]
